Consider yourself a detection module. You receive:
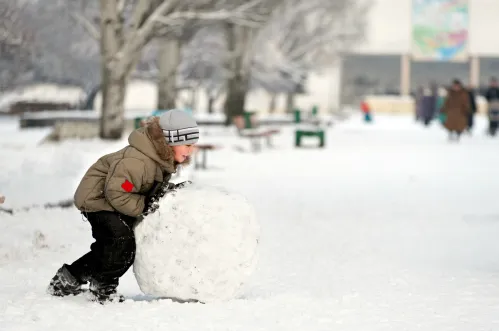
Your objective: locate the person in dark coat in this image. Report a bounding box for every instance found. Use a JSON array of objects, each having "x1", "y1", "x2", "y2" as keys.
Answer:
[
  {"x1": 440, "y1": 79, "x2": 471, "y2": 141},
  {"x1": 420, "y1": 83, "x2": 438, "y2": 126},
  {"x1": 415, "y1": 86, "x2": 424, "y2": 122},
  {"x1": 466, "y1": 84, "x2": 477, "y2": 133},
  {"x1": 485, "y1": 77, "x2": 499, "y2": 136}
]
